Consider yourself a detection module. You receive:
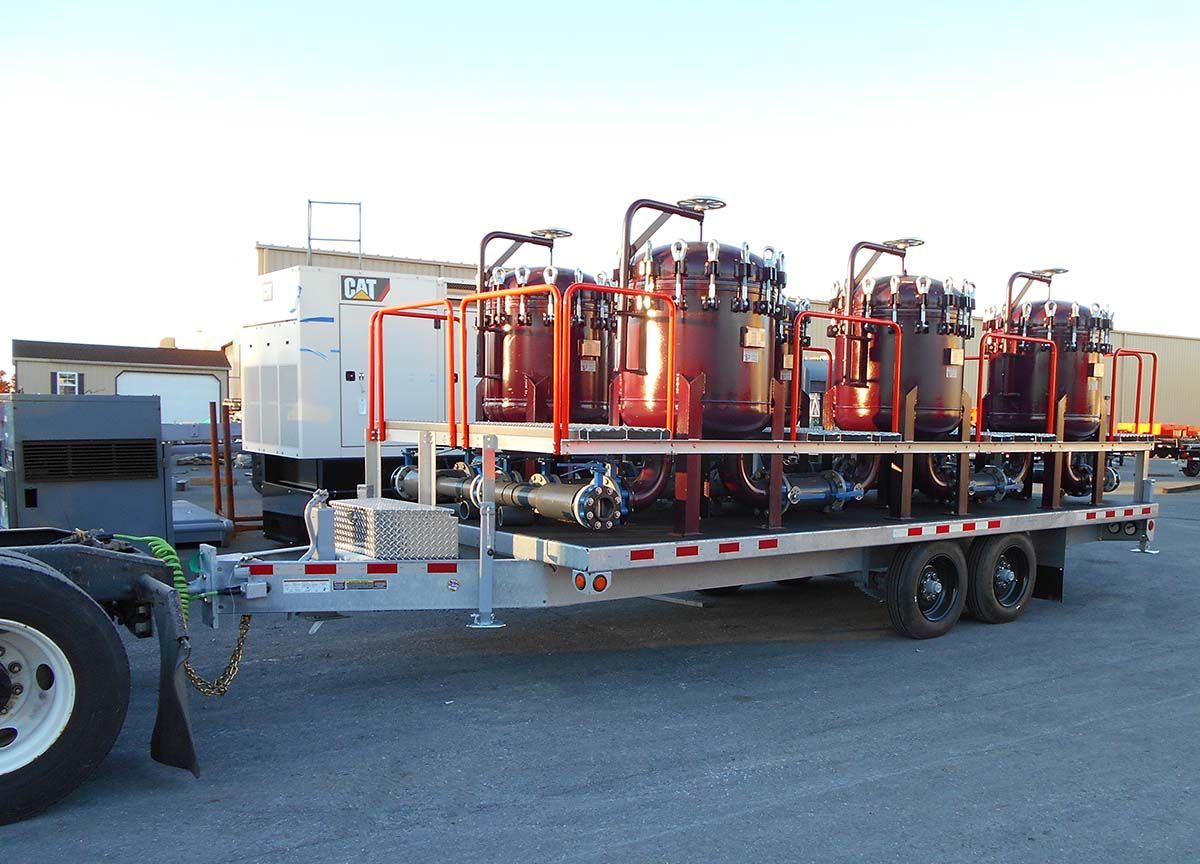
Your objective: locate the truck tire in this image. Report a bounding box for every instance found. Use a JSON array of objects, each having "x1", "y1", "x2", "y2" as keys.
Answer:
[
  {"x1": 965, "y1": 534, "x2": 1037, "y2": 624},
  {"x1": 885, "y1": 541, "x2": 967, "y2": 639},
  {"x1": 1184, "y1": 462, "x2": 1200, "y2": 478},
  {"x1": 0, "y1": 553, "x2": 130, "y2": 825}
]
